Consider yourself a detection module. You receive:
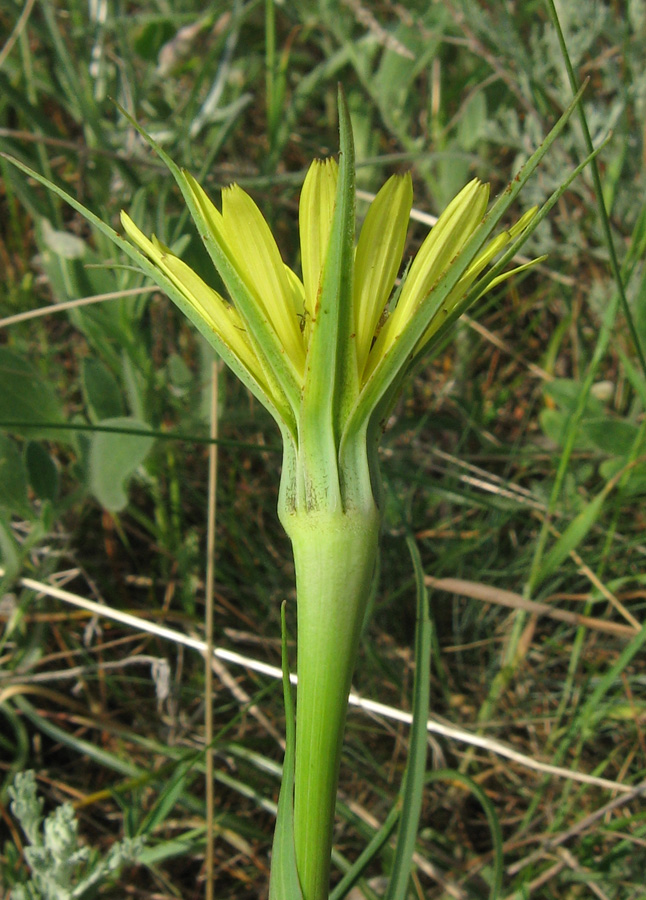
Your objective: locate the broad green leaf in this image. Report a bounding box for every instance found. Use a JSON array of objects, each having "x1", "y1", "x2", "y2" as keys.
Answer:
[
  {"x1": 540, "y1": 408, "x2": 576, "y2": 449},
  {"x1": 40, "y1": 217, "x2": 86, "y2": 259},
  {"x1": 167, "y1": 353, "x2": 193, "y2": 395},
  {"x1": 88, "y1": 417, "x2": 155, "y2": 512},
  {"x1": 600, "y1": 458, "x2": 646, "y2": 497},
  {"x1": 544, "y1": 378, "x2": 605, "y2": 415},
  {"x1": 82, "y1": 358, "x2": 124, "y2": 422},
  {"x1": 25, "y1": 441, "x2": 60, "y2": 504},
  {"x1": 541, "y1": 408, "x2": 642, "y2": 458},
  {"x1": 268, "y1": 603, "x2": 303, "y2": 900},
  {"x1": 458, "y1": 90, "x2": 487, "y2": 152},
  {"x1": 121, "y1": 352, "x2": 148, "y2": 423},
  {"x1": 540, "y1": 408, "x2": 603, "y2": 452},
  {"x1": 581, "y1": 418, "x2": 641, "y2": 456},
  {"x1": 0, "y1": 348, "x2": 67, "y2": 441},
  {"x1": 372, "y1": 16, "x2": 443, "y2": 137},
  {"x1": 36, "y1": 217, "x2": 116, "y2": 309},
  {"x1": 0, "y1": 434, "x2": 30, "y2": 517}
]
